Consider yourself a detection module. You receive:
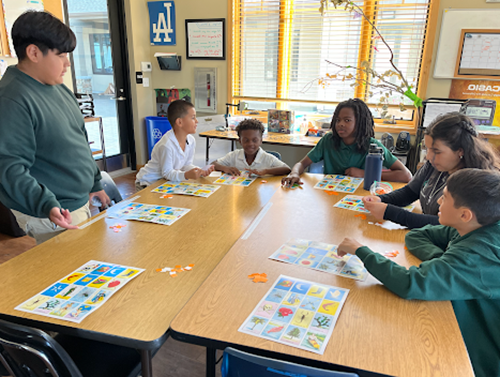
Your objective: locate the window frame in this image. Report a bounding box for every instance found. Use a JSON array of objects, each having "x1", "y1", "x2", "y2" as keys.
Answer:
[{"x1": 227, "y1": 0, "x2": 441, "y2": 134}]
